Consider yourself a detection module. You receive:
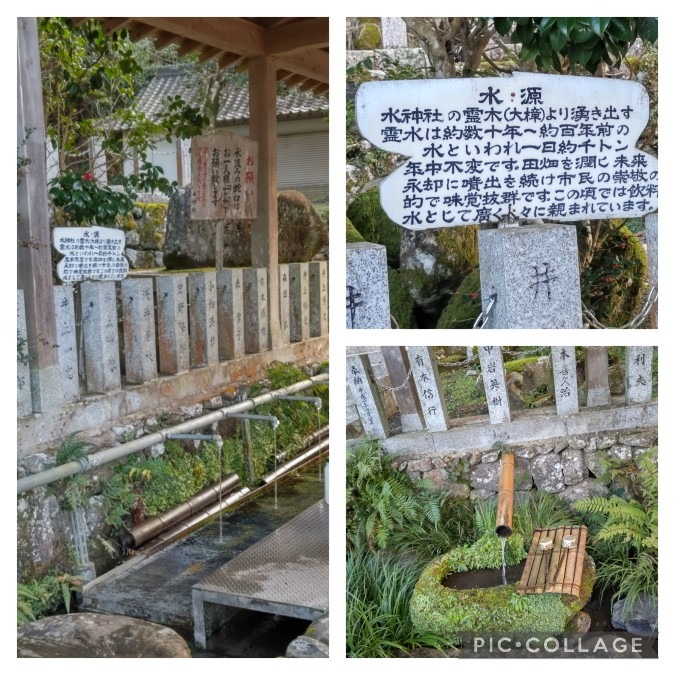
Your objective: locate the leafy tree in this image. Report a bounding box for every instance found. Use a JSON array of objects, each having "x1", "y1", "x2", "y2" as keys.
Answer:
[{"x1": 39, "y1": 18, "x2": 207, "y2": 224}]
